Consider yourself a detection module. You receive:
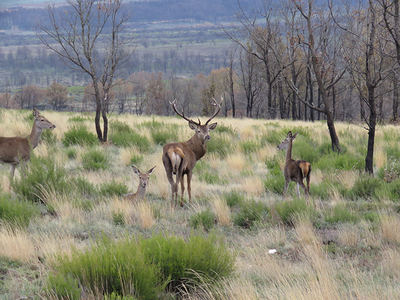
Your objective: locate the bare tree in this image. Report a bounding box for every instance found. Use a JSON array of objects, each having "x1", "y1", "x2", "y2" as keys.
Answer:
[
  {"x1": 290, "y1": 0, "x2": 345, "y2": 152},
  {"x1": 47, "y1": 81, "x2": 69, "y2": 110},
  {"x1": 39, "y1": 0, "x2": 129, "y2": 142}
]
